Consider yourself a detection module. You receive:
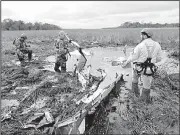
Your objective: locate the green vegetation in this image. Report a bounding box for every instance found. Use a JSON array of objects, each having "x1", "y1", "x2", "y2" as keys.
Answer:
[
  {"x1": 1, "y1": 19, "x2": 61, "y2": 31},
  {"x1": 103, "y1": 22, "x2": 180, "y2": 29},
  {"x1": 2, "y1": 28, "x2": 179, "y2": 48},
  {"x1": 1, "y1": 28, "x2": 179, "y2": 61}
]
